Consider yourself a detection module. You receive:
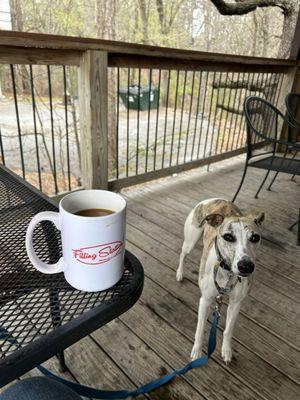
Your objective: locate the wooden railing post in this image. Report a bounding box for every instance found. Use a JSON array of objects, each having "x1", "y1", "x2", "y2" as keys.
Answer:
[
  {"x1": 276, "y1": 66, "x2": 297, "y2": 113},
  {"x1": 277, "y1": 66, "x2": 298, "y2": 147},
  {"x1": 78, "y1": 50, "x2": 108, "y2": 189}
]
